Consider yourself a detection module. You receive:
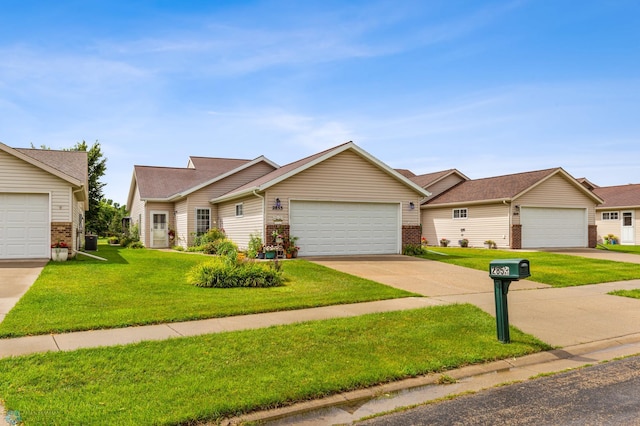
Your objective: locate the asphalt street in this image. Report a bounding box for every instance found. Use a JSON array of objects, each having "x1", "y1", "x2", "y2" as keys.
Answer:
[{"x1": 359, "y1": 355, "x2": 640, "y2": 426}]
